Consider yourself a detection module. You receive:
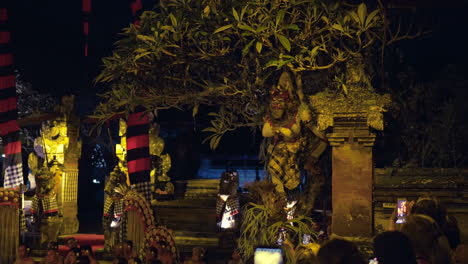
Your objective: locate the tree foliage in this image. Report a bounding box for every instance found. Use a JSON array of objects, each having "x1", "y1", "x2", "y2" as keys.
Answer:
[
  {"x1": 95, "y1": 0, "x2": 400, "y2": 148},
  {"x1": 239, "y1": 181, "x2": 316, "y2": 262}
]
